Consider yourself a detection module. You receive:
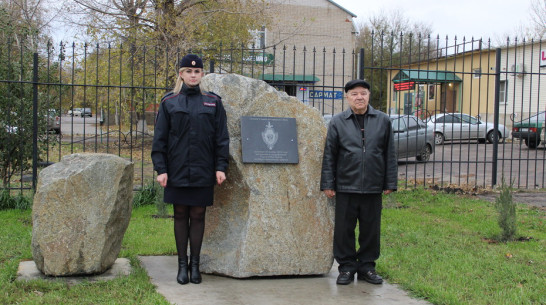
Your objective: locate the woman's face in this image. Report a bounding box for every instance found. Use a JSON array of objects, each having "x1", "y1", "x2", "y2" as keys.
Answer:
[{"x1": 180, "y1": 68, "x2": 204, "y2": 87}]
